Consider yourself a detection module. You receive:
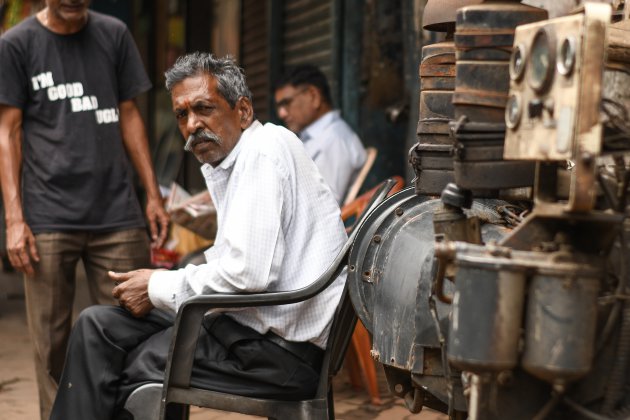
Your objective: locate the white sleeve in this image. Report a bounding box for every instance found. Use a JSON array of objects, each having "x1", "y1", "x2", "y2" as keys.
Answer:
[
  {"x1": 313, "y1": 141, "x2": 354, "y2": 204},
  {"x1": 148, "y1": 152, "x2": 286, "y2": 313}
]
